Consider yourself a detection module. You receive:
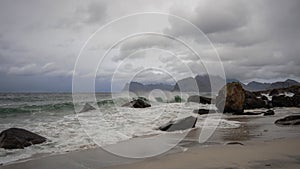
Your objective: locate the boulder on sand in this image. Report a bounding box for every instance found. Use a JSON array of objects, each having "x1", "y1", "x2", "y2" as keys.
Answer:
[
  {"x1": 122, "y1": 98, "x2": 151, "y2": 108},
  {"x1": 0, "y1": 128, "x2": 46, "y2": 149},
  {"x1": 216, "y1": 82, "x2": 245, "y2": 114},
  {"x1": 187, "y1": 95, "x2": 212, "y2": 104},
  {"x1": 159, "y1": 116, "x2": 197, "y2": 132},
  {"x1": 263, "y1": 110, "x2": 275, "y2": 116},
  {"x1": 275, "y1": 115, "x2": 300, "y2": 125}
]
